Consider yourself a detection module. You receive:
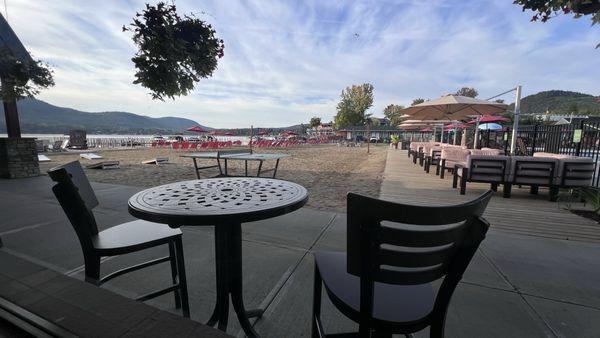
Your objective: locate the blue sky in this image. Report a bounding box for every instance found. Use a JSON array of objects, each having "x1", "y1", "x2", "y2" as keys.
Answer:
[{"x1": 5, "y1": 0, "x2": 600, "y2": 128}]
